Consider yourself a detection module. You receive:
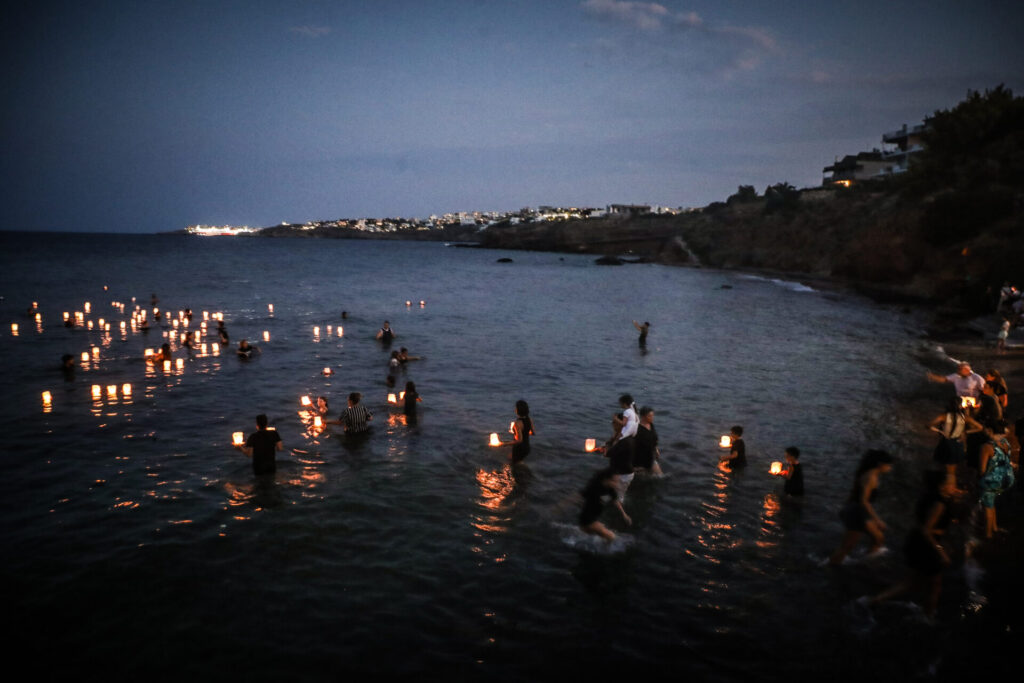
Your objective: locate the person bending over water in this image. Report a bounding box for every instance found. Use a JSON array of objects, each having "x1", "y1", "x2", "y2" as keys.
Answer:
[
  {"x1": 828, "y1": 449, "x2": 894, "y2": 565},
  {"x1": 579, "y1": 467, "x2": 632, "y2": 542},
  {"x1": 509, "y1": 399, "x2": 534, "y2": 463},
  {"x1": 235, "y1": 413, "x2": 283, "y2": 477}
]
